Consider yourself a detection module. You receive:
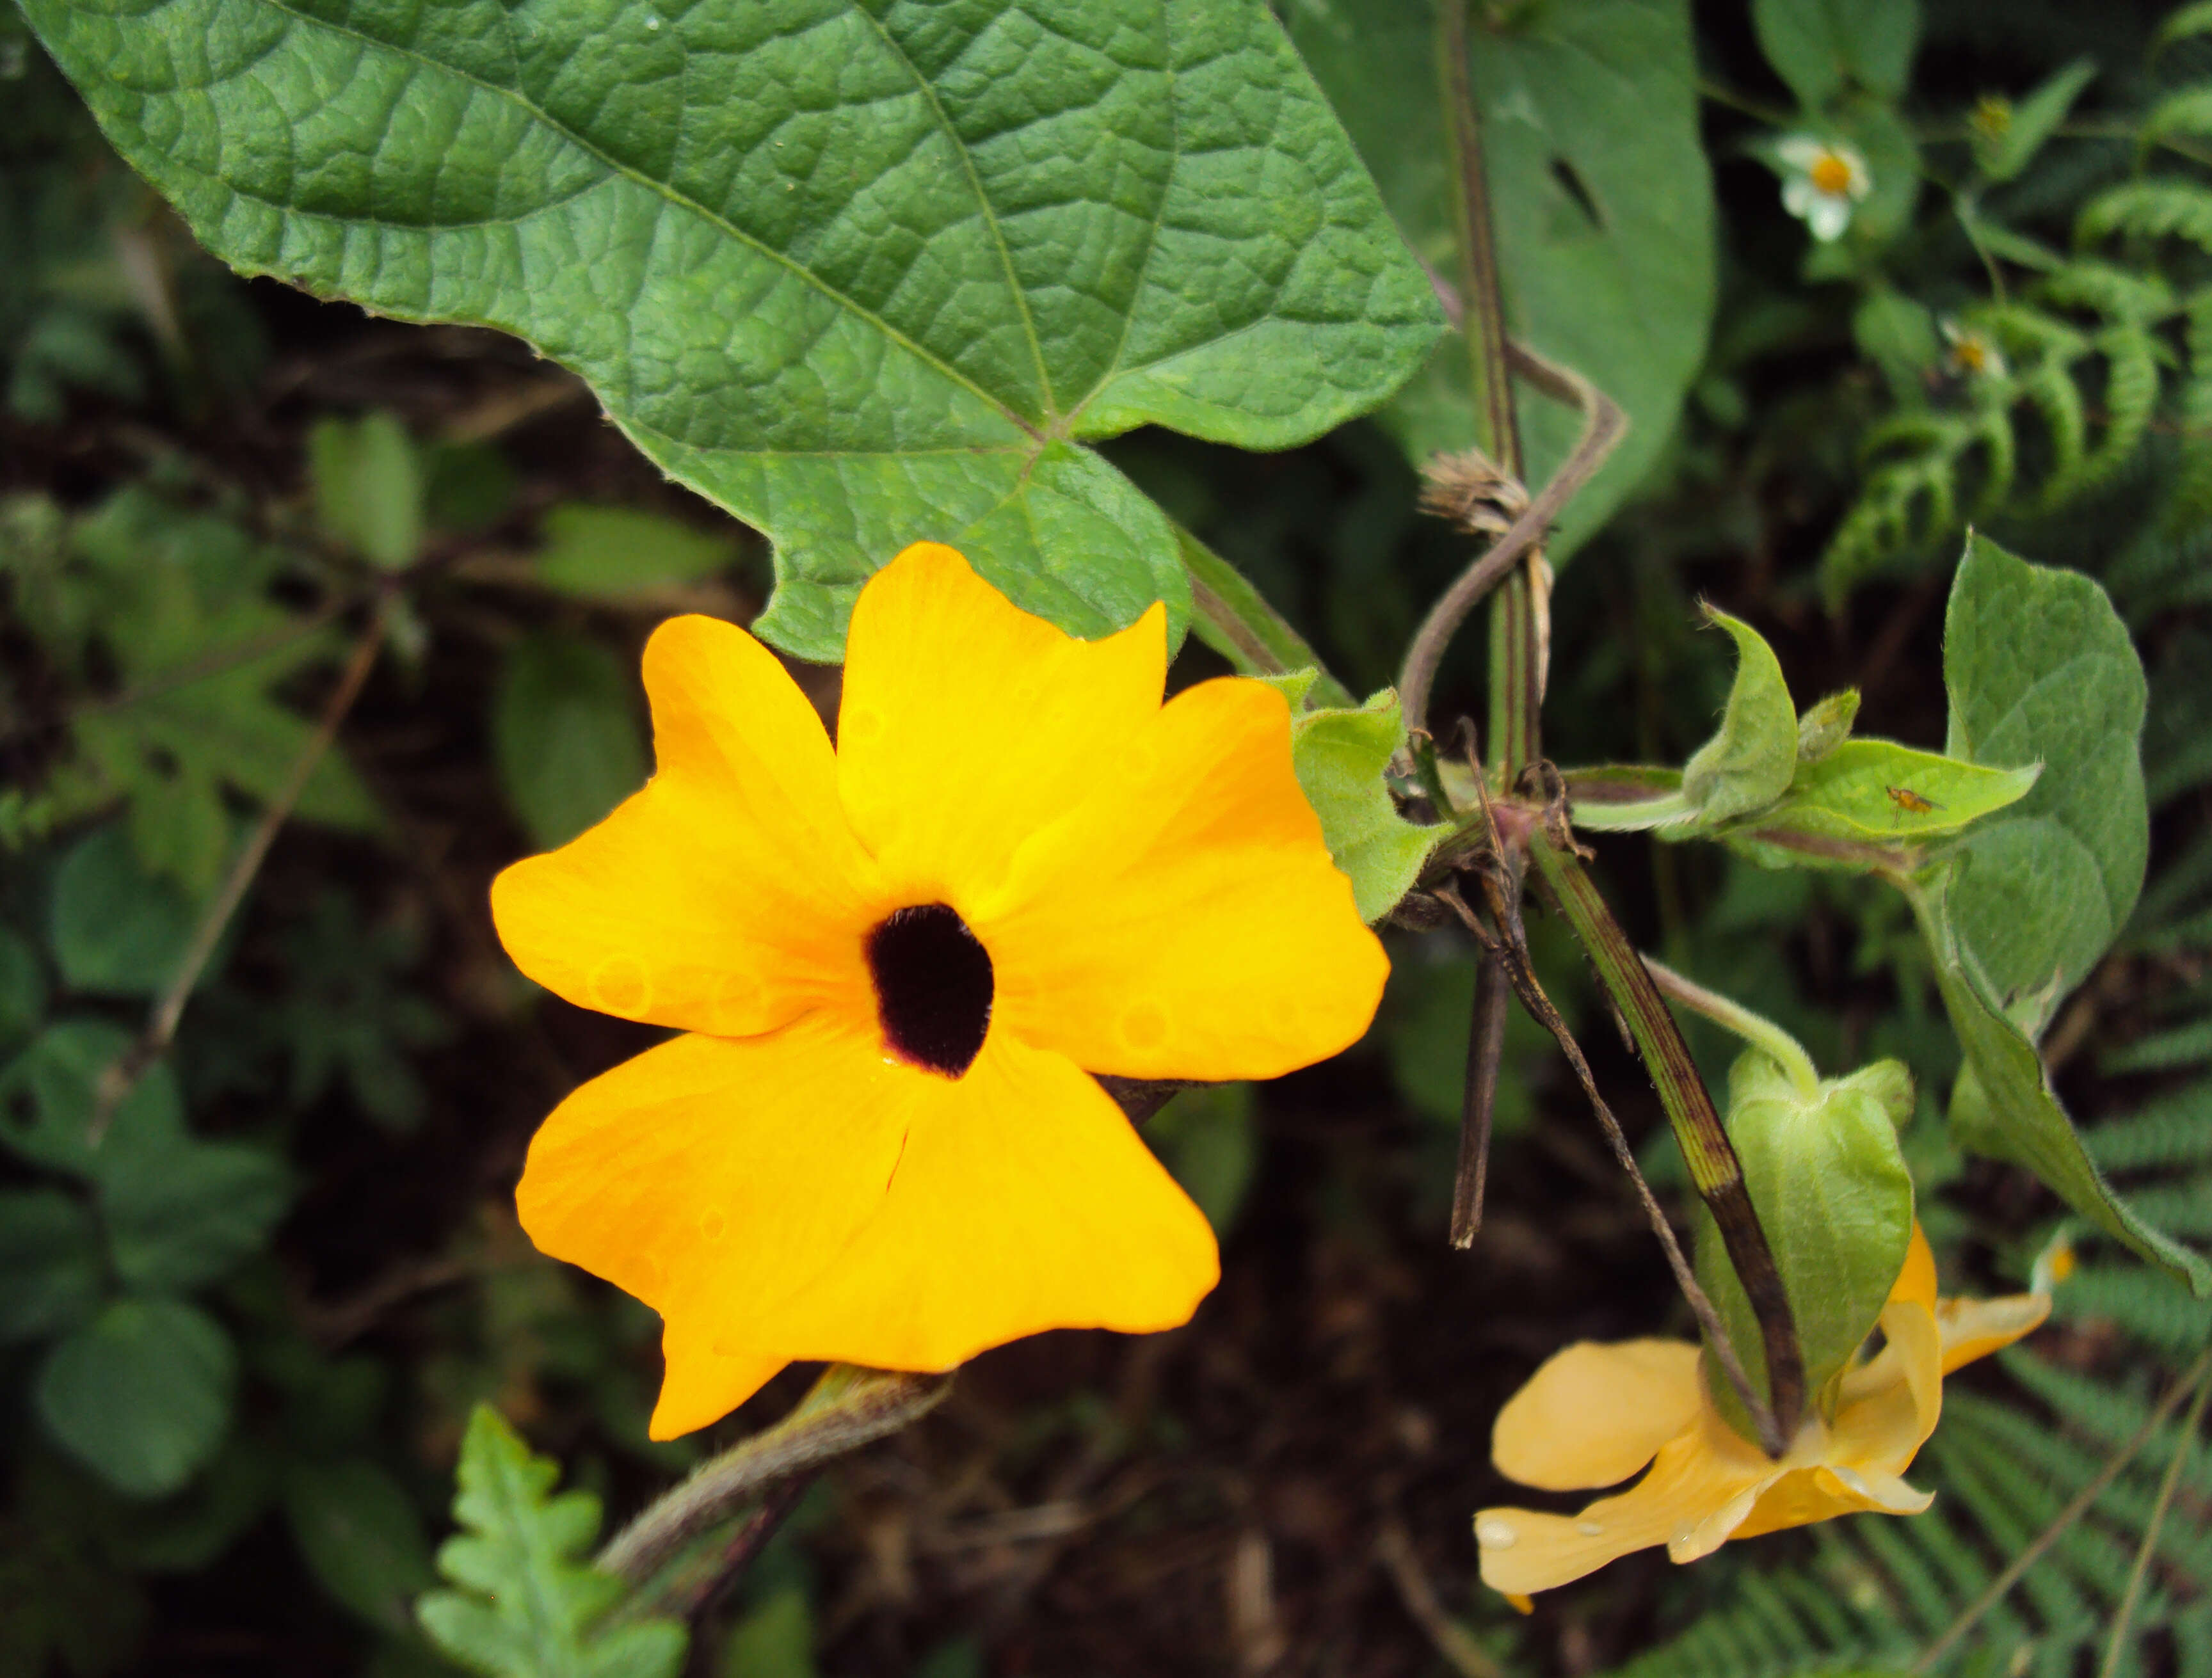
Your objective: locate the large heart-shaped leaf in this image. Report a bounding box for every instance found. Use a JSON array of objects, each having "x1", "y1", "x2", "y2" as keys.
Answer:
[
  {"x1": 24, "y1": 0, "x2": 1442, "y2": 660},
  {"x1": 1287, "y1": 0, "x2": 1716, "y2": 560}
]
